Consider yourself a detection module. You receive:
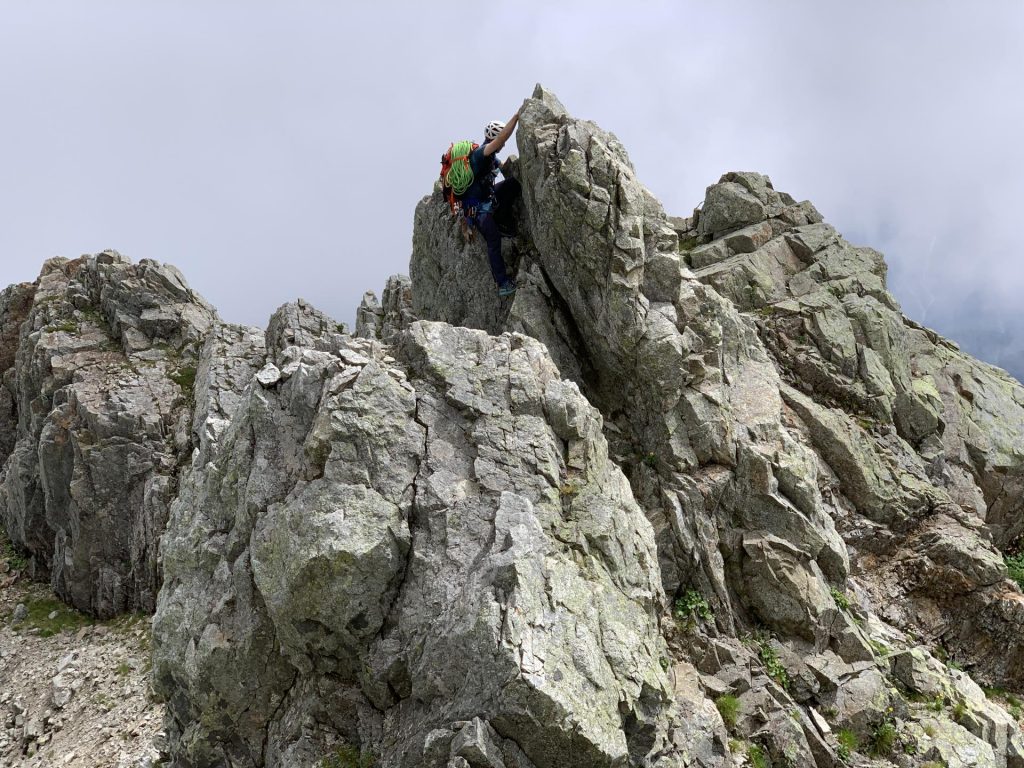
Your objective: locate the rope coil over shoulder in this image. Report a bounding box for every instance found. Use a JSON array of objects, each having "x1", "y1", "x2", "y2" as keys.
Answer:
[{"x1": 444, "y1": 140, "x2": 476, "y2": 196}]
